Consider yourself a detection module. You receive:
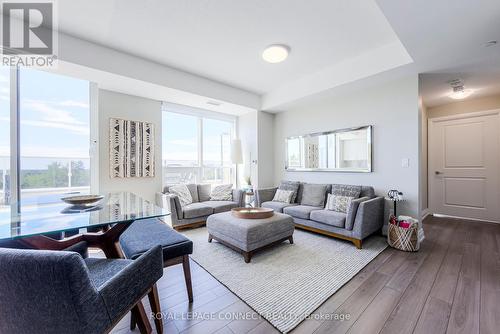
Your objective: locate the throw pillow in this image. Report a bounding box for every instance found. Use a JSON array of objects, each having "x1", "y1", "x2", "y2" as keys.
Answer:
[
  {"x1": 278, "y1": 180, "x2": 300, "y2": 203},
  {"x1": 210, "y1": 184, "x2": 233, "y2": 201},
  {"x1": 325, "y1": 193, "x2": 354, "y2": 213},
  {"x1": 169, "y1": 184, "x2": 193, "y2": 207},
  {"x1": 300, "y1": 183, "x2": 328, "y2": 207},
  {"x1": 272, "y1": 189, "x2": 294, "y2": 203},
  {"x1": 331, "y1": 184, "x2": 362, "y2": 198}
]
